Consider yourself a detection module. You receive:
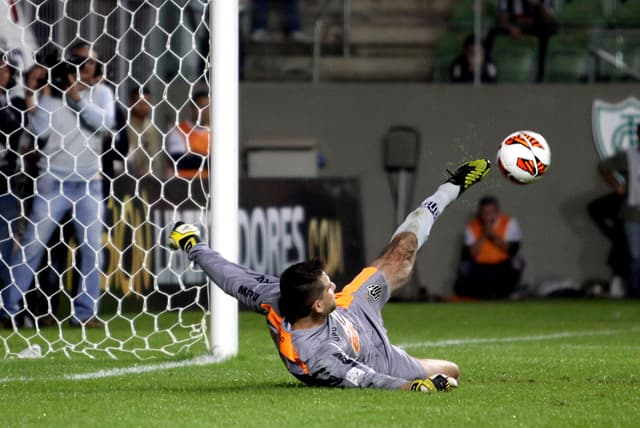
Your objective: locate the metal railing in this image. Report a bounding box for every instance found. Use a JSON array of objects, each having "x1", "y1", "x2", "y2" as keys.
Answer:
[
  {"x1": 312, "y1": 0, "x2": 351, "y2": 84},
  {"x1": 590, "y1": 47, "x2": 640, "y2": 81},
  {"x1": 589, "y1": 29, "x2": 640, "y2": 82}
]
